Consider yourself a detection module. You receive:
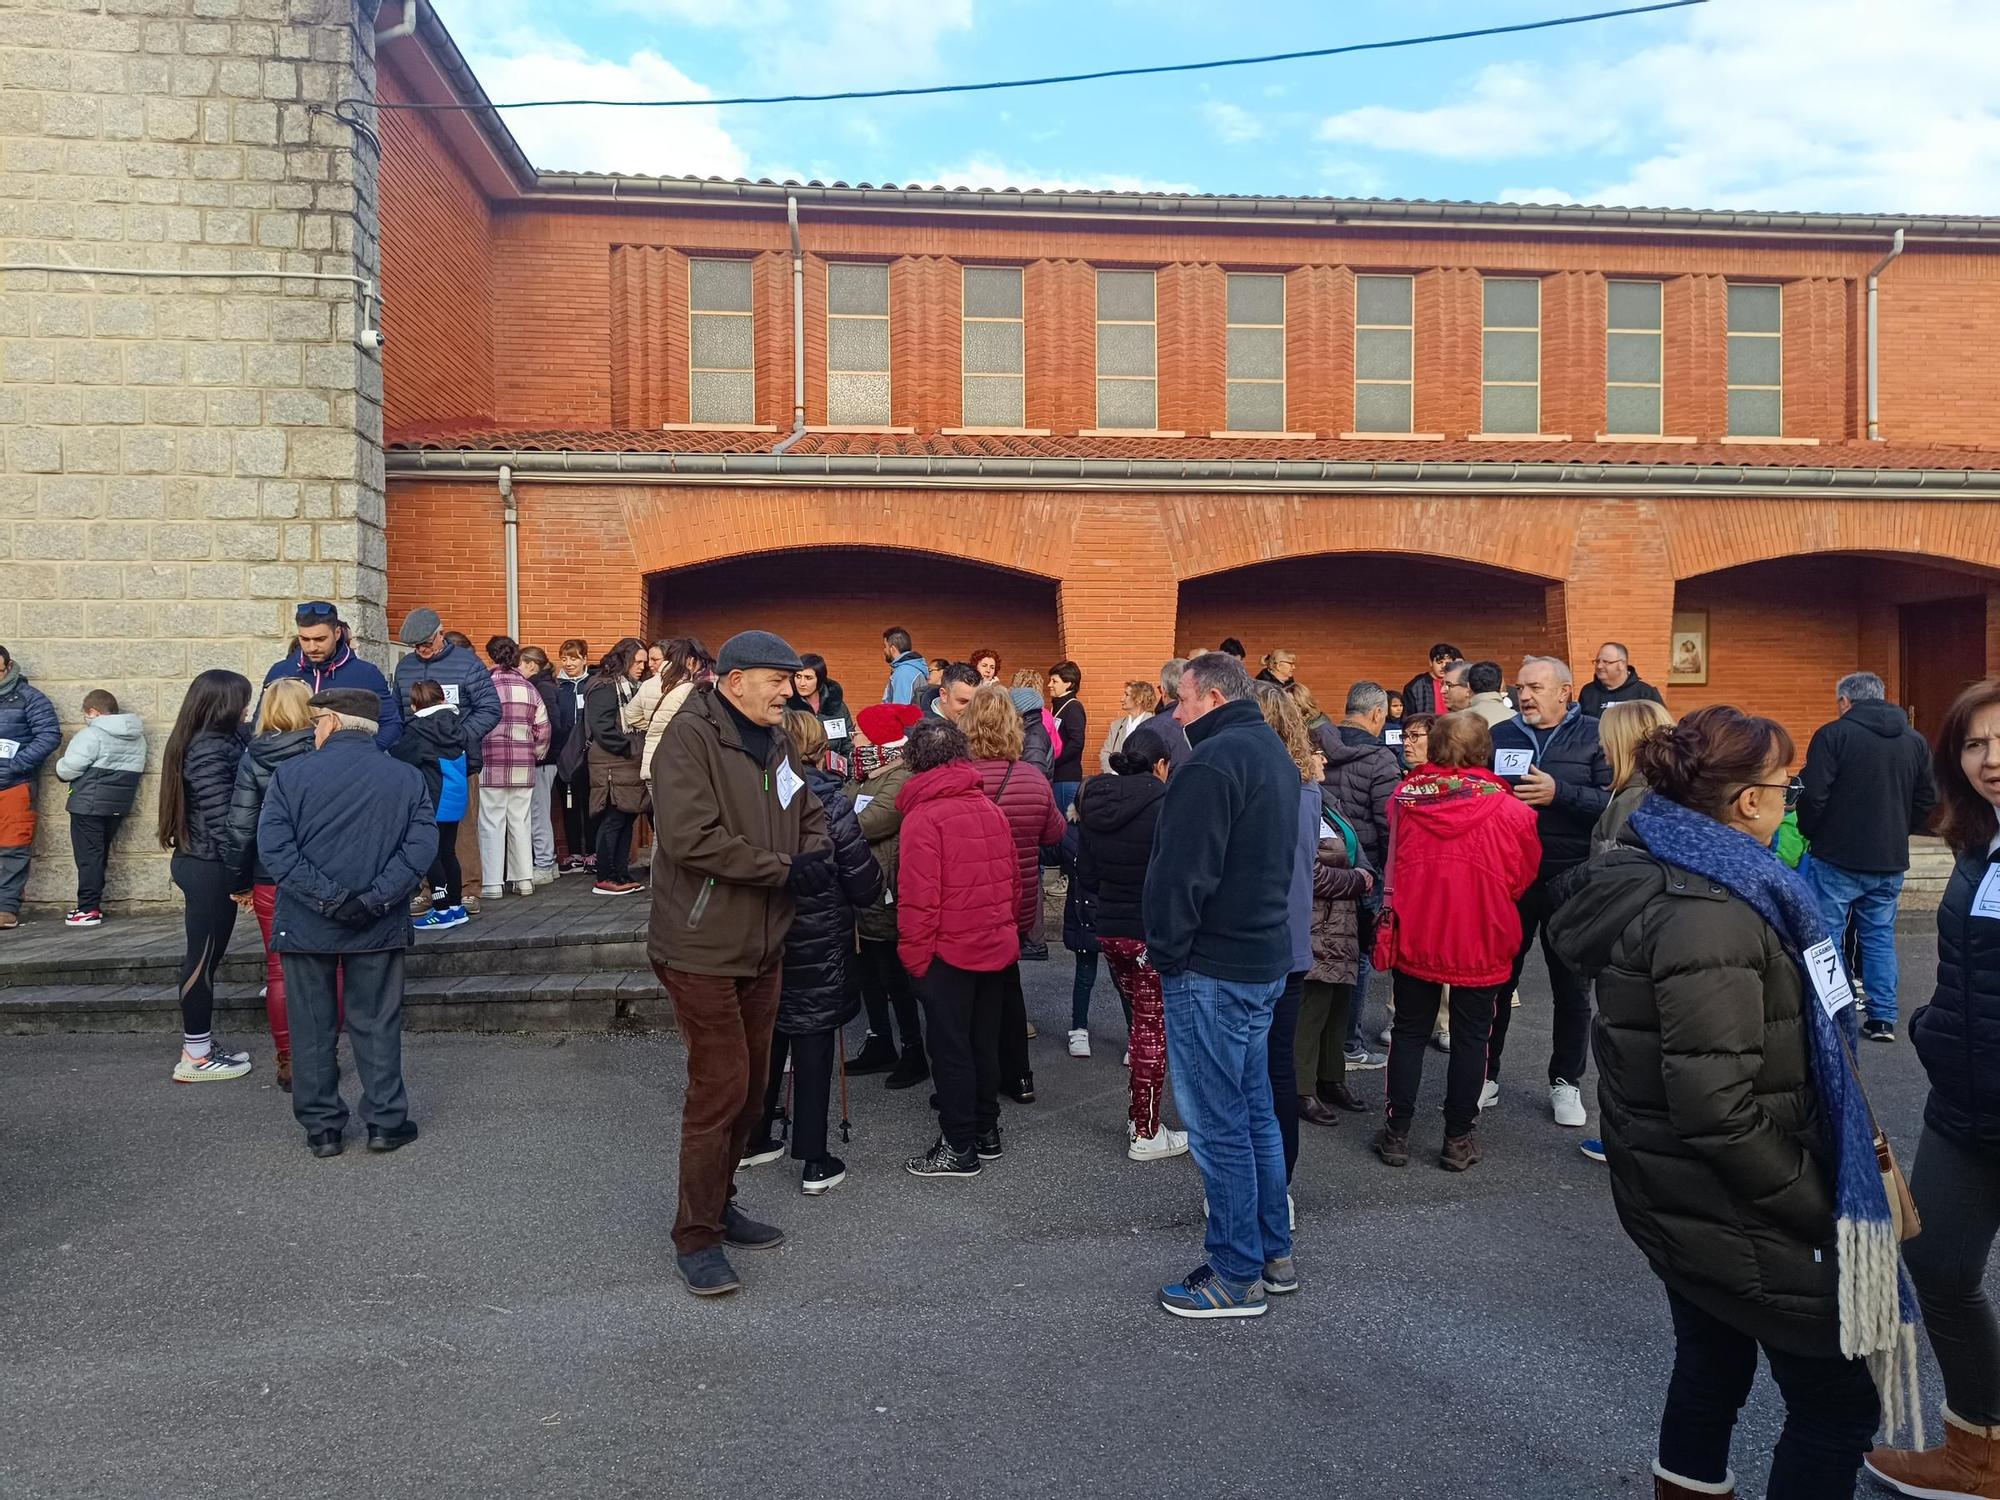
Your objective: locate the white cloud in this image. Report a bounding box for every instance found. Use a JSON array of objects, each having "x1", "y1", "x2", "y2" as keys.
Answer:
[
  {"x1": 1314, "y1": 0, "x2": 2000, "y2": 213},
  {"x1": 463, "y1": 42, "x2": 748, "y2": 177},
  {"x1": 1497, "y1": 186, "x2": 1580, "y2": 205},
  {"x1": 1202, "y1": 101, "x2": 1265, "y2": 145},
  {"x1": 925, "y1": 154, "x2": 1197, "y2": 195}
]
